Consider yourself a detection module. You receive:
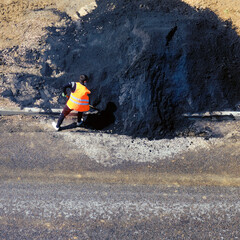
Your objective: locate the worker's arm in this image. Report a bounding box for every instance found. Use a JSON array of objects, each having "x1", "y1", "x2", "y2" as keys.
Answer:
[
  {"x1": 86, "y1": 88, "x2": 91, "y2": 94},
  {"x1": 62, "y1": 82, "x2": 76, "y2": 95}
]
